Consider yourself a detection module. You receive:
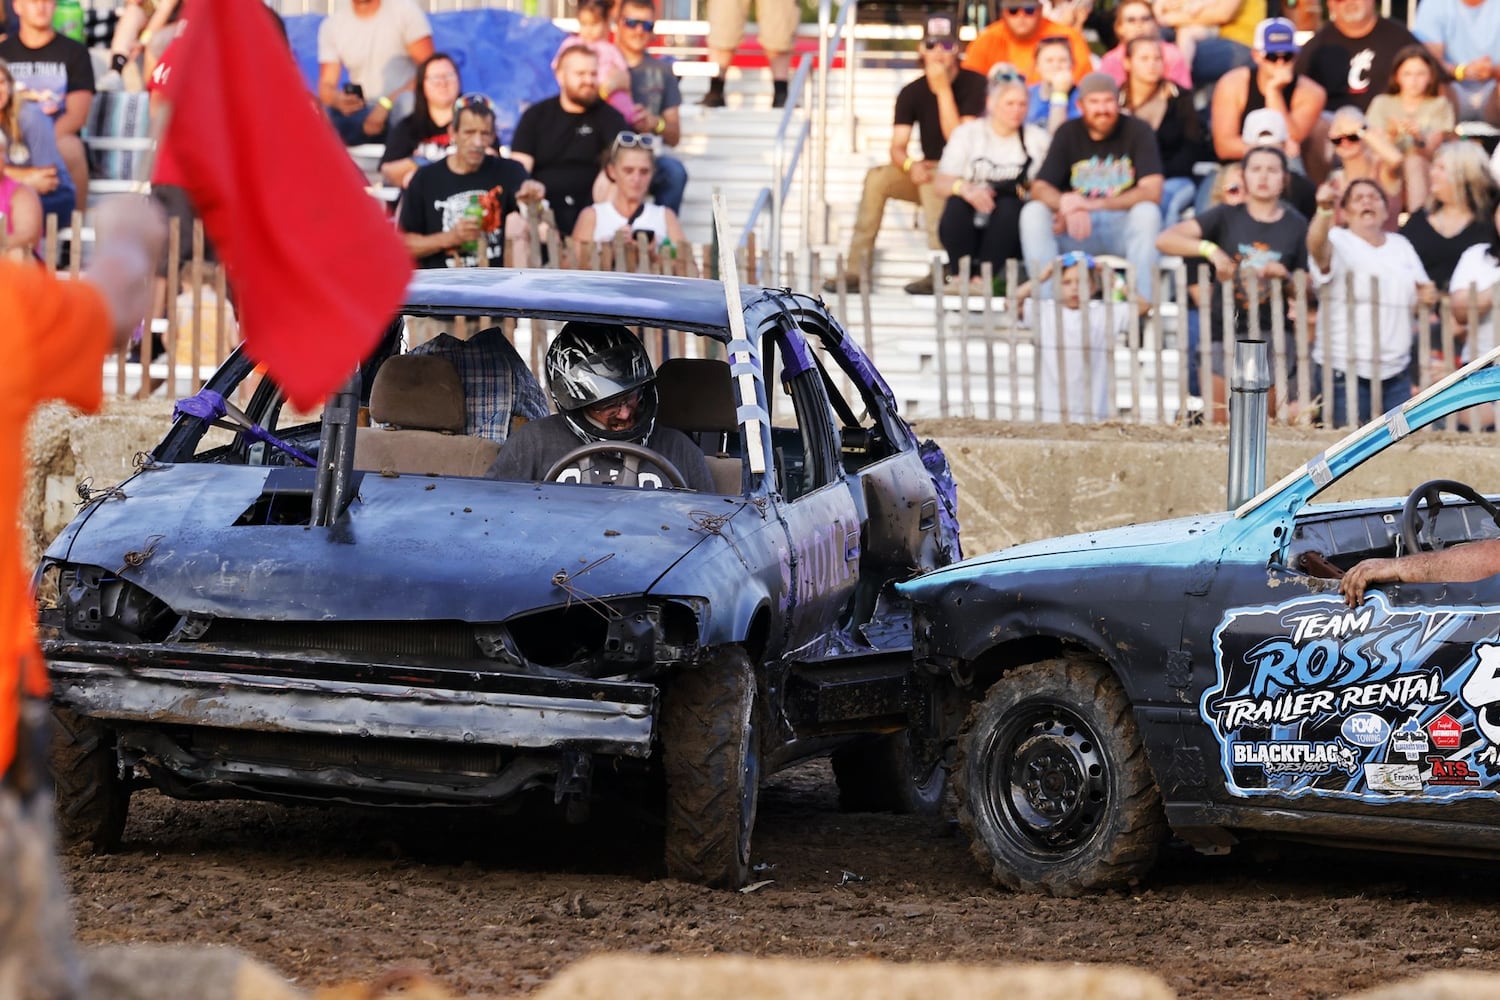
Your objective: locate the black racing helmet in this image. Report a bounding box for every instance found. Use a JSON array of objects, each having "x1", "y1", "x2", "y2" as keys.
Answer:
[{"x1": 545, "y1": 322, "x2": 658, "y2": 443}]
